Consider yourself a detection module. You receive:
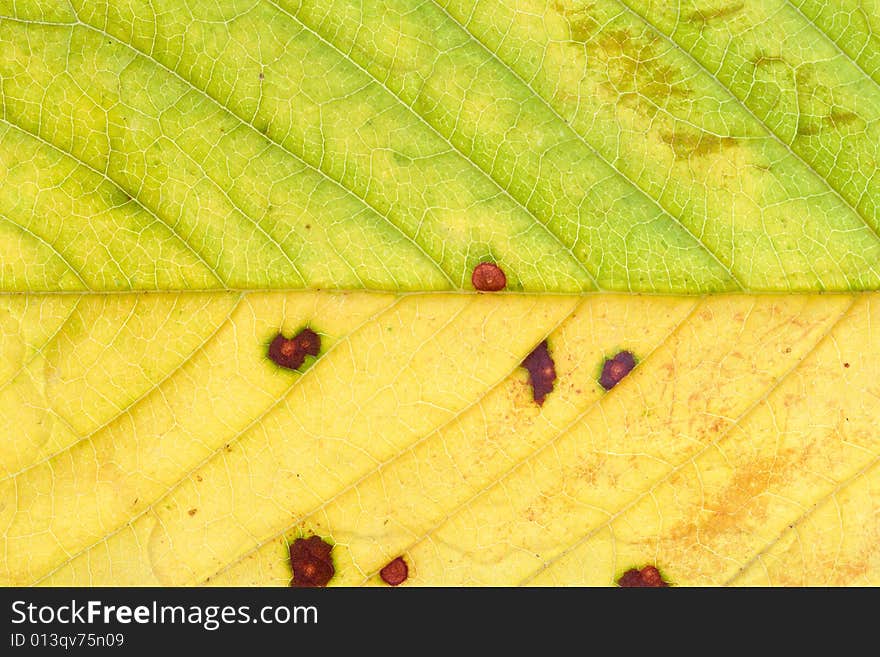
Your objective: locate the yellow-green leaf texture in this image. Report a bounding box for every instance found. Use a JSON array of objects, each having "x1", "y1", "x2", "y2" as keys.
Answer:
[{"x1": 1, "y1": 0, "x2": 879, "y2": 586}]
